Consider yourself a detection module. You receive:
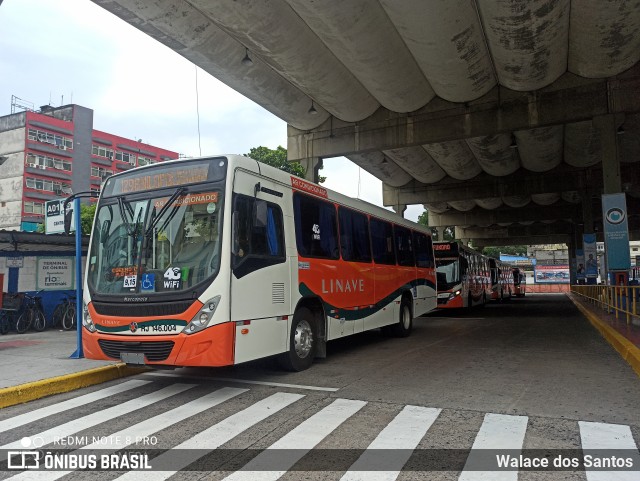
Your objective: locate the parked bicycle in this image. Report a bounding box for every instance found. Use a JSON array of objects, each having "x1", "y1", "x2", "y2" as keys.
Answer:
[
  {"x1": 52, "y1": 293, "x2": 77, "y2": 330},
  {"x1": 0, "y1": 293, "x2": 22, "y2": 335},
  {"x1": 16, "y1": 290, "x2": 46, "y2": 334}
]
